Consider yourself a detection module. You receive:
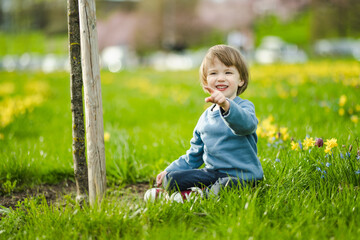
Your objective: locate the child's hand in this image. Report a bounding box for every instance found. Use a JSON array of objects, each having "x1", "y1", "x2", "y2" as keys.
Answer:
[
  {"x1": 204, "y1": 86, "x2": 230, "y2": 112},
  {"x1": 156, "y1": 171, "x2": 167, "y2": 187}
]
